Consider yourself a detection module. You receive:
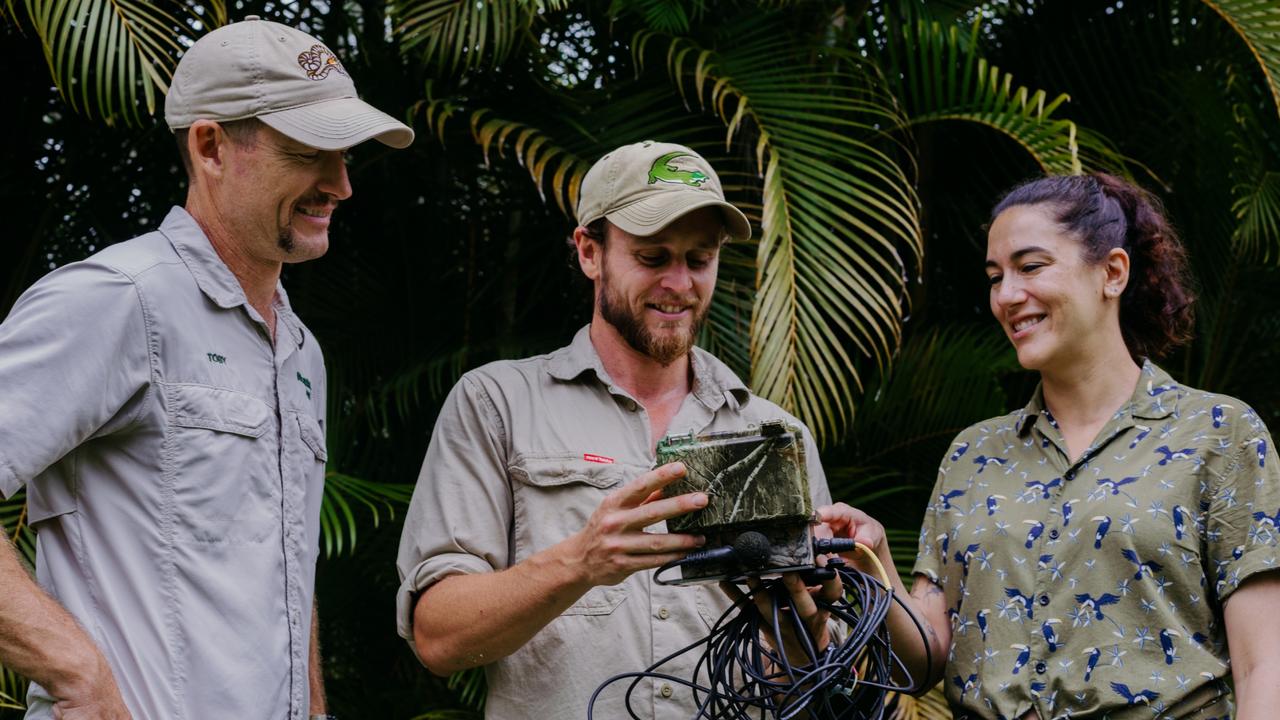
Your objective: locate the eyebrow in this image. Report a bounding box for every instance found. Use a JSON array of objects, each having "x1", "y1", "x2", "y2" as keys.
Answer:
[{"x1": 984, "y1": 245, "x2": 1051, "y2": 269}]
